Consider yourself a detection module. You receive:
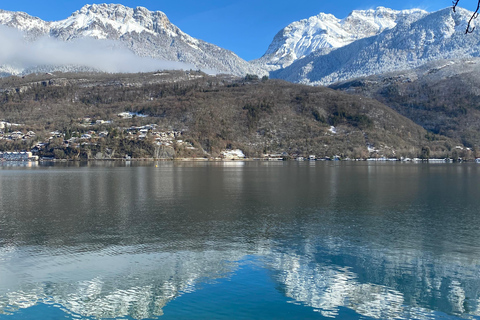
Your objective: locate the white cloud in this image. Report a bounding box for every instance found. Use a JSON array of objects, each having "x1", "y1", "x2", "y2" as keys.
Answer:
[{"x1": 0, "y1": 26, "x2": 195, "y2": 74}]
